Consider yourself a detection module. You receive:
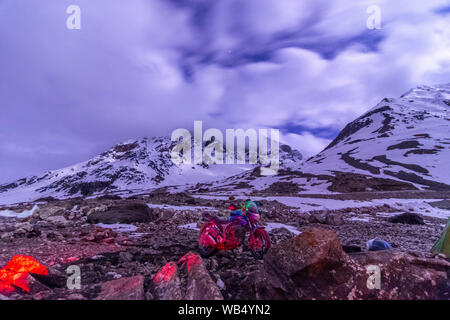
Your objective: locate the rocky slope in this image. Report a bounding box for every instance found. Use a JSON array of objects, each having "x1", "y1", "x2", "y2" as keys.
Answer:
[{"x1": 0, "y1": 195, "x2": 448, "y2": 300}]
